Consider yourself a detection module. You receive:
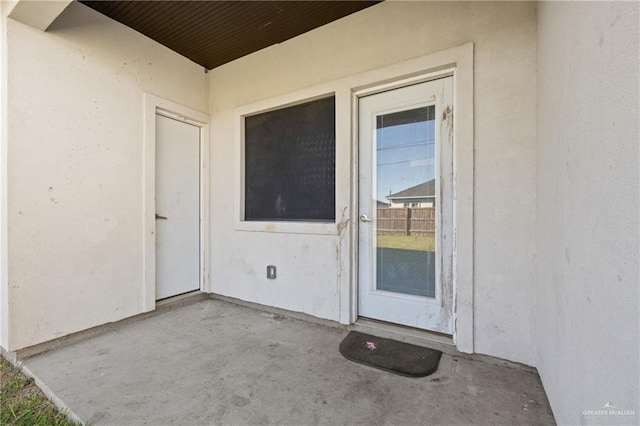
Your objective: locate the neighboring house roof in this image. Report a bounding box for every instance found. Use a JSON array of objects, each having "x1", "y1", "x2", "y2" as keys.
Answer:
[
  {"x1": 376, "y1": 200, "x2": 390, "y2": 208},
  {"x1": 387, "y1": 180, "x2": 435, "y2": 201}
]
